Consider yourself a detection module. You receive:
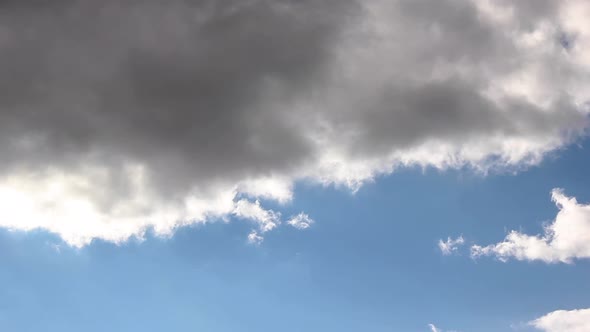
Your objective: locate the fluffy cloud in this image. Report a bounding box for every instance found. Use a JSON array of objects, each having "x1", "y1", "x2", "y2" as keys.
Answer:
[
  {"x1": 438, "y1": 236, "x2": 465, "y2": 255},
  {"x1": 530, "y1": 308, "x2": 590, "y2": 332},
  {"x1": 0, "y1": 0, "x2": 589, "y2": 246},
  {"x1": 471, "y1": 189, "x2": 590, "y2": 263}
]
